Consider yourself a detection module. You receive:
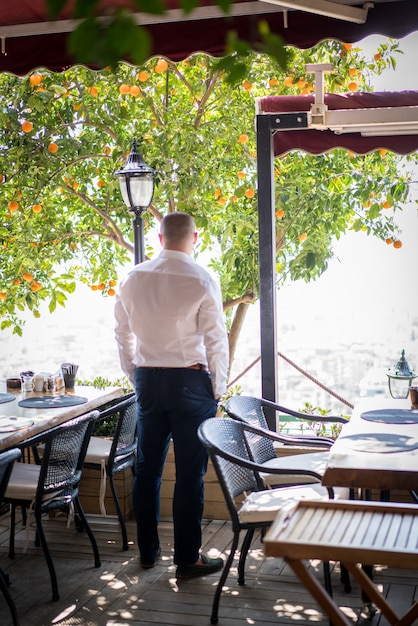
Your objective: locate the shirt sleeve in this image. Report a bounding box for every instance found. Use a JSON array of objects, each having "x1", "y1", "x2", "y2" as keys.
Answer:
[
  {"x1": 198, "y1": 278, "x2": 229, "y2": 398},
  {"x1": 114, "y1": 292, "x2": 136, "y2": 385}
]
